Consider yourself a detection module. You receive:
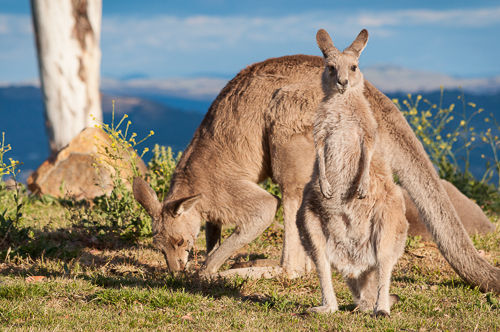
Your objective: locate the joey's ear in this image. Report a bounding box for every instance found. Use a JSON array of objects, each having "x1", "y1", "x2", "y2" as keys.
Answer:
[
  {"x1": 133, "y1": 177, "x2": 162, "y2": 218},
  {"x1": 316, "y1": 29, "x2": 339, "y2": 58},
  {"x1": 345, "y1": 29, "x2": 369, "y2": 57},
  {"x1": 168, "y1": 194, "x2": 202, "y2": 217}
]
